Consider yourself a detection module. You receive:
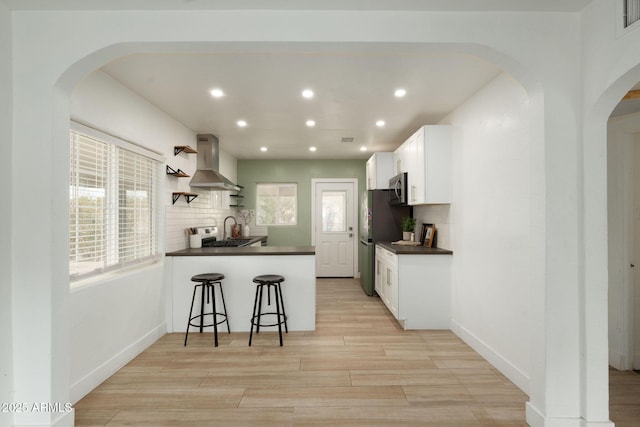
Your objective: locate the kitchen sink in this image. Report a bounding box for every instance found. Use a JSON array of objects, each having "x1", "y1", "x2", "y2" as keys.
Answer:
[{"x1": 205, "y1": 239, "x2": 252, "y2": 247}]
